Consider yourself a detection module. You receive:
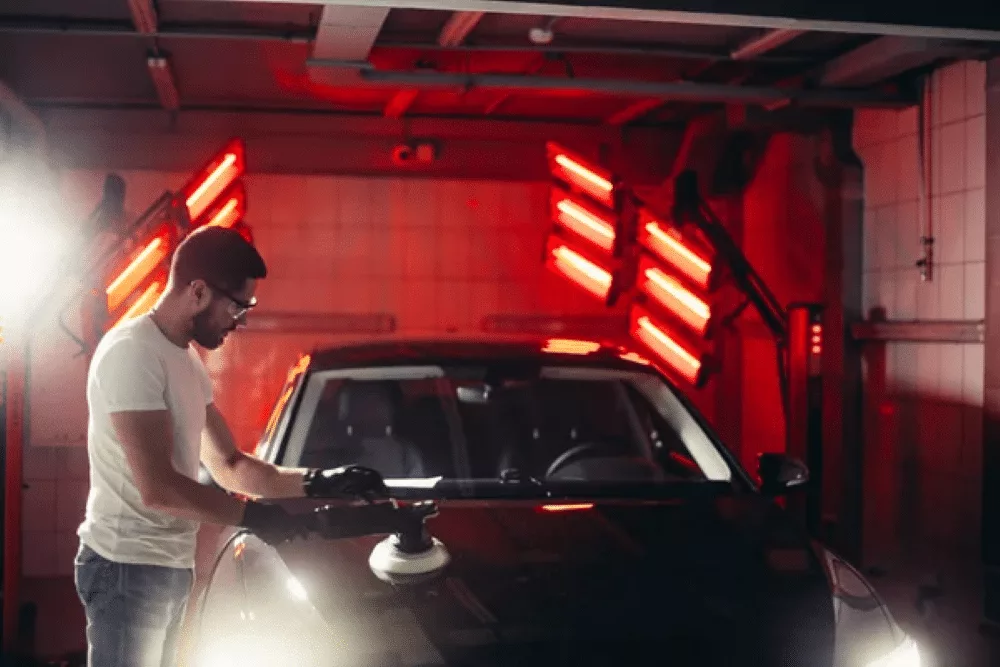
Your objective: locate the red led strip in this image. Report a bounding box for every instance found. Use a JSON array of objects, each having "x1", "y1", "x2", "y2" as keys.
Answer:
[
  {"x1": 540, "y1": 503, "x2": 594, "y2": 512},
  {"x1": 182, "y1": 139, "x2": 246, "y2": 223},
  {"x1": 641, "y1": 262, "x2": 711, "y2": 335},
  {"x1": 105, "y1": 234, "x2": 169, "y2": 312},
  {"x1": 553, "y1": 153, "x2": 614, "y2": 207},
  {"x1": 640, "y1": 214, "x2": 712, "y2": 290},
  {"x1": 204, "y1": 195, "x2": 242, "y2": 229},
  {"x1": 549, "y1": 244, "x2": 613, "y2": 300},
  {"x1": 554, "y1": 197, "x2": 616, "y2": 253},
  {"x1": 542, "y1": 338, "x2": 602, "y2": 355},
  {"x1": 112, "y1": 281, "x2": 163, "y2": 329},
  {"x1": 631, "y1": 306, "x2": 702, "y2": 385}
]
